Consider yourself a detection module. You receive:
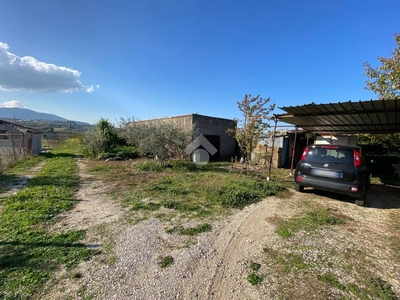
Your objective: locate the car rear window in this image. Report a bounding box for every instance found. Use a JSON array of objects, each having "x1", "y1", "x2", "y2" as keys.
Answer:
[{"x1": 305, "y1": 147, "x2": 354, "y2": 164}]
